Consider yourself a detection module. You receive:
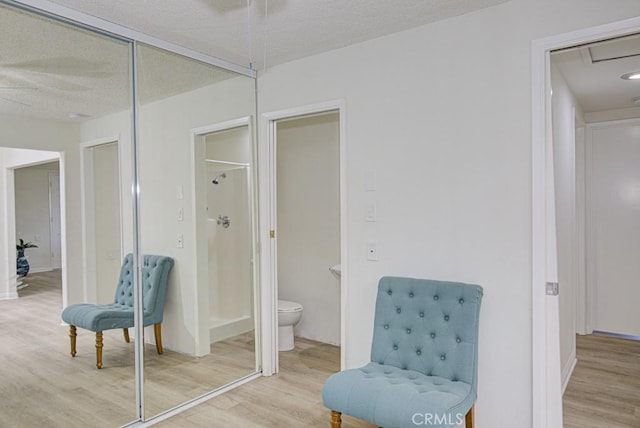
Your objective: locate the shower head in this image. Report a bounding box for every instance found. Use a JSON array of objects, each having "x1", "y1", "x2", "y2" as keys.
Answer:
[{"x1": 212, "y1": 172, "x2": 227, "y2": 185}]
